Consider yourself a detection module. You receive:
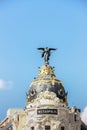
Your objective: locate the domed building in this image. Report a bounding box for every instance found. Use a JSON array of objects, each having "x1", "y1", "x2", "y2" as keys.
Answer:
[
  {"x1": 27, "y1": 62, "x2": 68, "y2": 105},
  {"x1": 0, "y1": 47, "x2": 86, "y2": 130}
]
